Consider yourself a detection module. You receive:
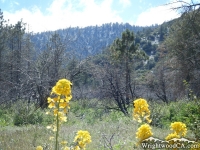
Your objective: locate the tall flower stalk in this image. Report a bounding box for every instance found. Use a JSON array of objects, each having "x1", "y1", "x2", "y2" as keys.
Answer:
[
  {"x1": 133, "y1": 98, "x2": 152, "y2": 146},
  {"x1": 47, "y1": 79, "x2": 72, "y2": 150},
  {"x1": 36, "y1": 79, "x2": 91, "y2": 150}
]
